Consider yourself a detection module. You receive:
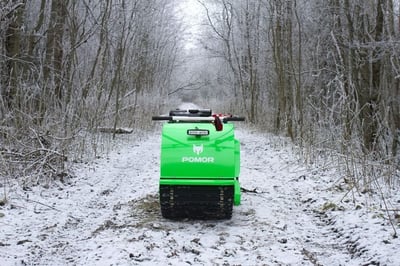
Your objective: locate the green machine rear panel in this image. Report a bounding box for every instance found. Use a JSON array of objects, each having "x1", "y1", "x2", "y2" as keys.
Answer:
[{"x1": 160, "y1": 123, "x2": 240, "y2": 186}]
